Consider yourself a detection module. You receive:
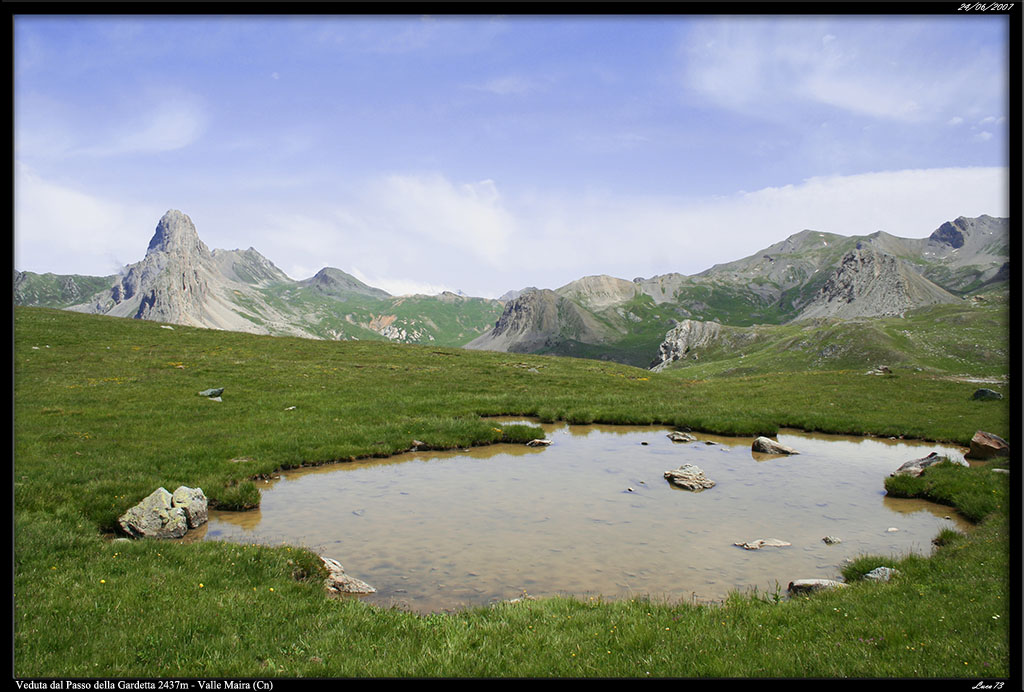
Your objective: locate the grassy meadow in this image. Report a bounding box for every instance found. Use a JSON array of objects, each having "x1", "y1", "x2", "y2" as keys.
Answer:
[{"x1": 13, "y1": 306, "x2": 1011, "y2": 678}]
